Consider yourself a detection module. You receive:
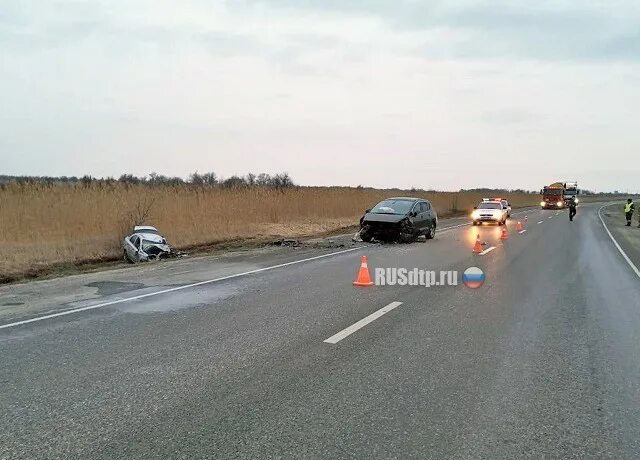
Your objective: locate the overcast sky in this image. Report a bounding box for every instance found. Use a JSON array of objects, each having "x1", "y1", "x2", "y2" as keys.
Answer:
[{"x1": 1, "y1": 1, "x2": 639, "y2": 192}]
